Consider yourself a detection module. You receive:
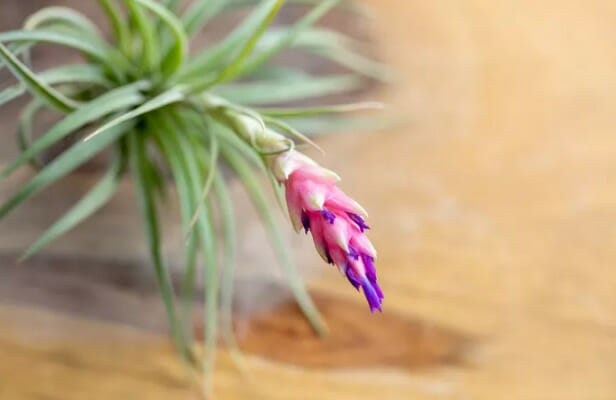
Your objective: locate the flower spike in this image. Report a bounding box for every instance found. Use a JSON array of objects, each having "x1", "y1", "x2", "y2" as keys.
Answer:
[{"x1": 272, "y1": 150, "x2": 383, "y2": 313}]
